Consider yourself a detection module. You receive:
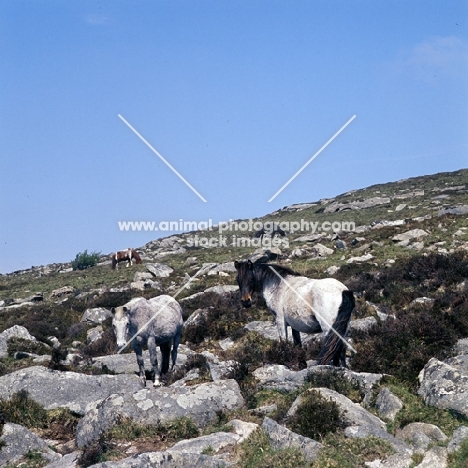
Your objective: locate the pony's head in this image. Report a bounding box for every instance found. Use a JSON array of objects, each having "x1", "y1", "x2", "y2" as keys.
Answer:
[
  {"x1": 234, "y1": 260, "x2": 256, "y2": 308},
  {"x1": 132, "y1": 249, "x2": 142, "y2": 264},
  {"x1": 111, "y1": 306, "x2": 130, "y2": 350}
]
